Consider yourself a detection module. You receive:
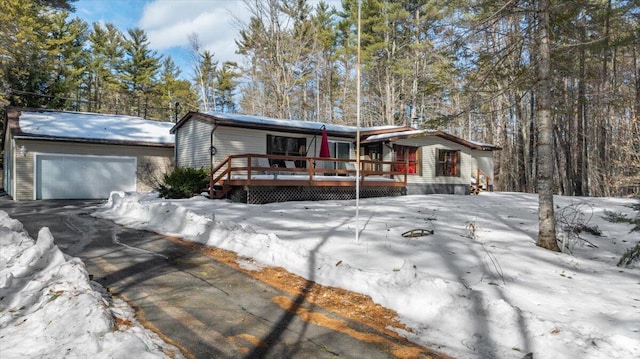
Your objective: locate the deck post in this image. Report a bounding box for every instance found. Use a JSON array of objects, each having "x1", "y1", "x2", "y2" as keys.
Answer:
[
  {"x1": 308, "y1": 158, "x2": 314, "y2": 183},
  {"x1": 247, "y1": 155, "x2": 253, "y2": 185},
  {"x1": 209, "y1": 169, "x2": 214, "y2": 199}
]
